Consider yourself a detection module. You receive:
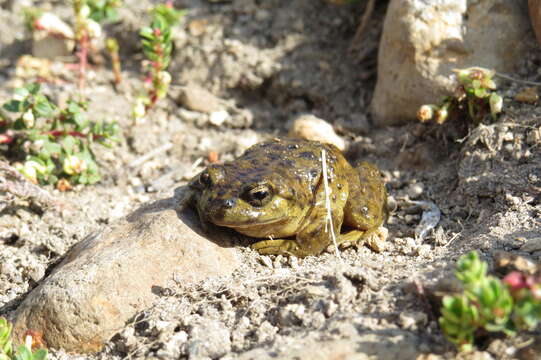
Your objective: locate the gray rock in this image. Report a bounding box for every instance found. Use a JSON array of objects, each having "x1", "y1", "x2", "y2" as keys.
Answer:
[
  {"x1": 11, "y1": 190, "x2": 241, "y2": 352},
  {"x1": 520, "y1": 237, "x2": 541, "y2": 253},
  {"x1": 237, "y1": 332, "x2": 421, "y2": 360},
  {"x1": 176, "y1": 84, "x2": 226, "y2": 114},
  {"x1": 174, "y1": 84, "x2": 254, "y2": 128},
  {"x1": 372, "y1": 0, "x2": 530, "y2": 125}
]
